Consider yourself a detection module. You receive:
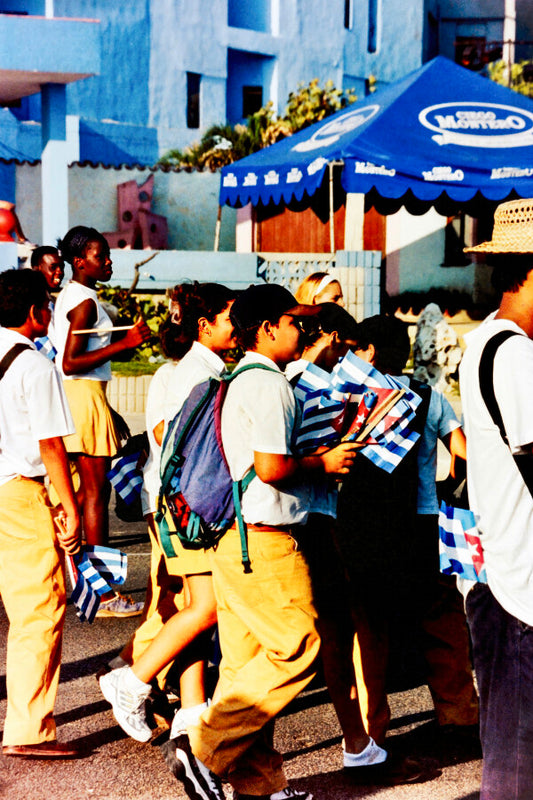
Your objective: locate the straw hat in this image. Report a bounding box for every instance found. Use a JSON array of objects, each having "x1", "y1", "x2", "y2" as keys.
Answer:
[{"x1": 464, "y1": 198, "x2": 533, "y2": 254}]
